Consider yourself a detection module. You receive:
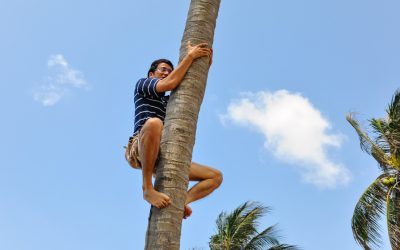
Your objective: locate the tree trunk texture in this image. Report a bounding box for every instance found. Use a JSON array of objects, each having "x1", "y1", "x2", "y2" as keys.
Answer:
[{"x1": 144, "y1": 0, "x2": 221, "y2": 249}]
